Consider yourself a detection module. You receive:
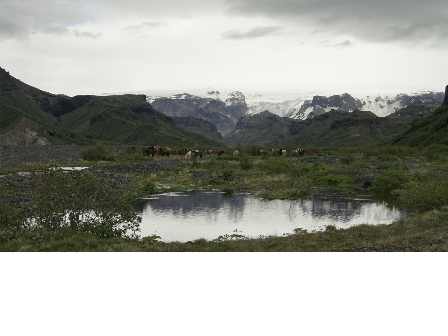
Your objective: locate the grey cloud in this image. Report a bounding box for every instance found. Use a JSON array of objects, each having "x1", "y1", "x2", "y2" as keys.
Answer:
[
  {"x1": 222, "y1": 26, "x2": 283, "y2": 40},
  {"x1": 121, "y1": 22, "x2": 168, "y2": 34},
  {"x1": 320, "y1": 40, "x2": 354, "y2": 48},
  {"x1": 73, "y1": 31, "x2": 102, "y2": 39},
  {"x1": 32, "y1": 24, "x2": 71, "y2": 36},
  {"x1": 225, "y1": 0, "x2": 448, "y2": 45},
  {"x1": 0, "y1": 0, "x2": 91, "y2": 41},
  {"x1": 31, "y1": 23, "x2": 101, "y2": 39}
]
